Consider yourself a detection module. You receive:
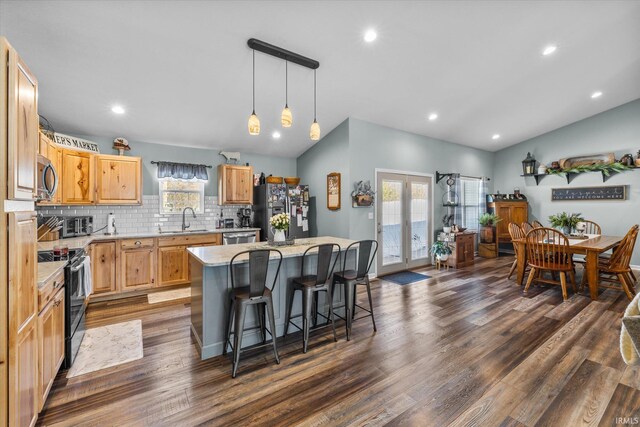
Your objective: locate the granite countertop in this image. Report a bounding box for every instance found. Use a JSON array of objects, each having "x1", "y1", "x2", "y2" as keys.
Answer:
[
  {"x1": 37, "y1": 228, "x2": 261, "y2": 251},
  {"x1": 37, "y1": 261, "x2": 68, "y2": 288},
  {"x1": 187, "y1": 236, "x2": 356, "y2": 267}
]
